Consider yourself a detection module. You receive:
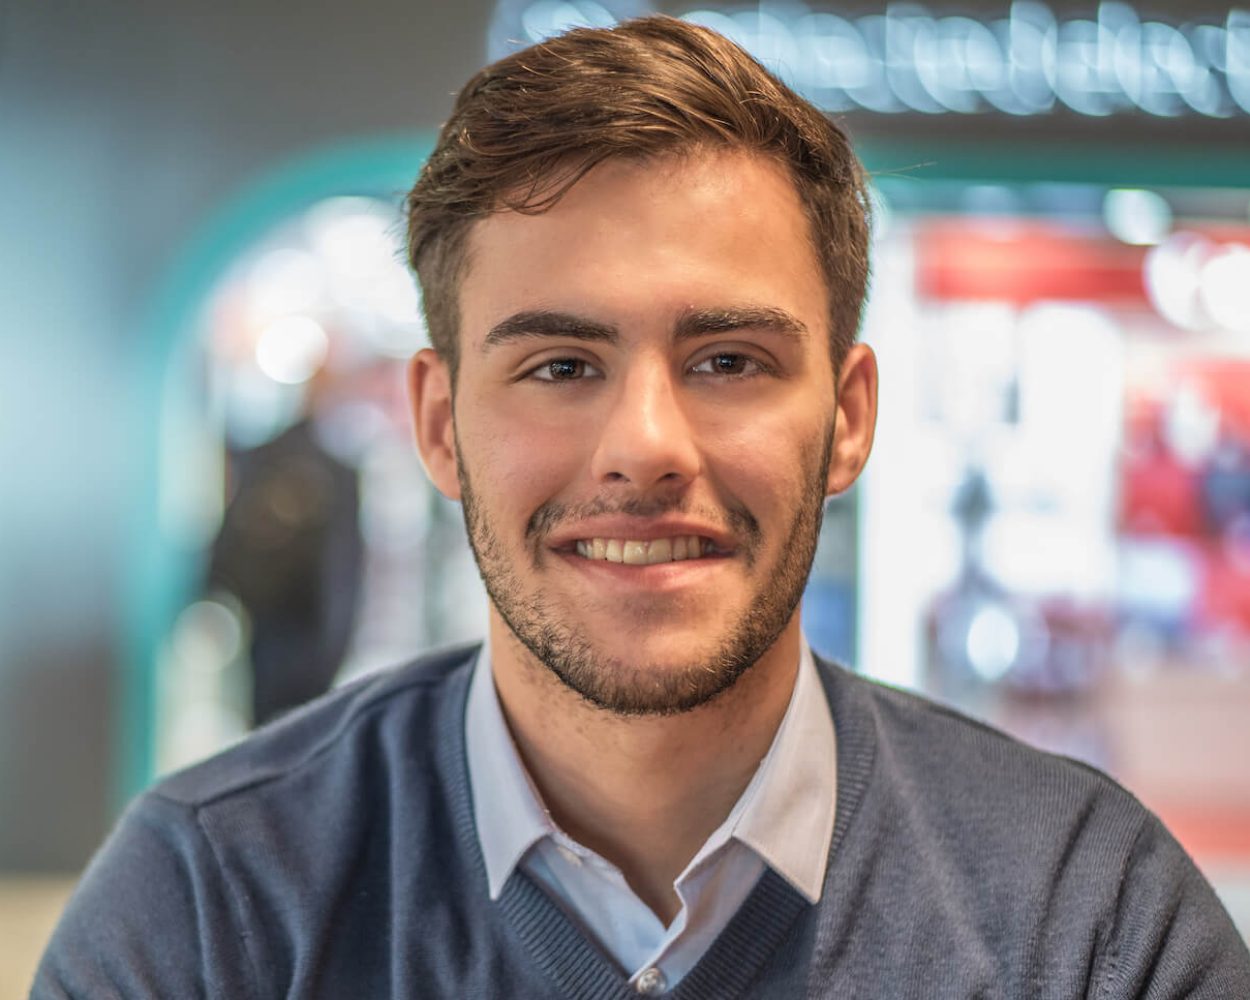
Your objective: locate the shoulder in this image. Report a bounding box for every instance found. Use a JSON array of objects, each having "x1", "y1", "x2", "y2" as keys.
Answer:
[
  {"x1": 33, "y1": 644, "x2": 484, "y2": 999},
  {"x1": 154, "y1": 641, "x2": 480, "y2": 810},
  {"x1": 817, "y1": 656, "x2": 1147, "y2": 838},
  {"x1": 813, "y1": 658, "x2": 1250, "y2": 994},
  {"x1": 813, "y1": 658, "x2": 1157, "y2": 925}
]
